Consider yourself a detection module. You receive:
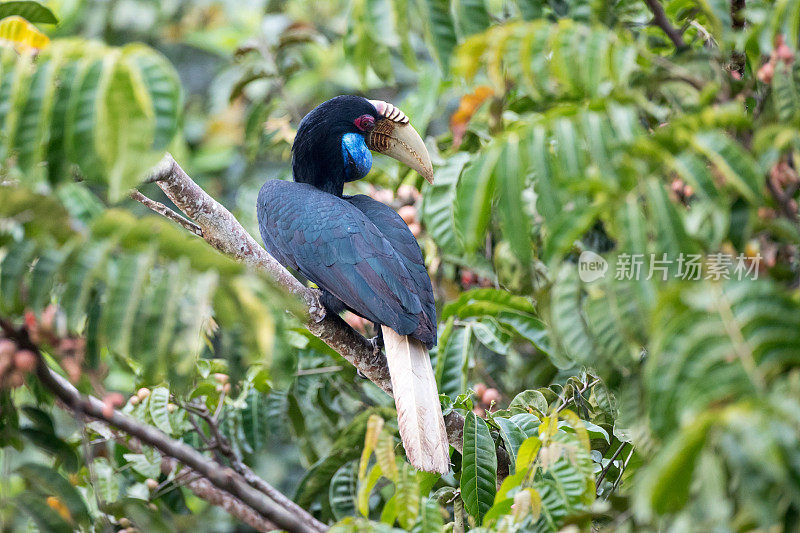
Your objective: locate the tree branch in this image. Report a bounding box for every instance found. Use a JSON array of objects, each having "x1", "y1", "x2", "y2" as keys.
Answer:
[
  {"x1": 2, "y1": 318, "x2": 327, "y2": 533},
  {"x1": 140, "y1": 153, "x2": 469, "y2": 455},
  {"x1": 644, "y1": 0, "x2": 688, "y2": 50},
  {"x1": 130, "y1": 190, "x2": 203, "y2": 237}
]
